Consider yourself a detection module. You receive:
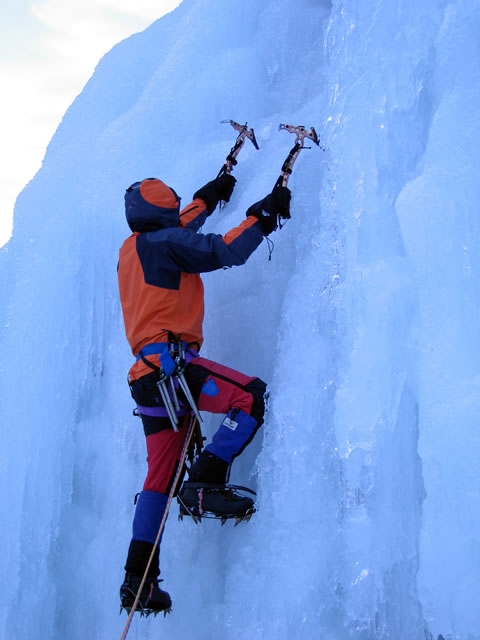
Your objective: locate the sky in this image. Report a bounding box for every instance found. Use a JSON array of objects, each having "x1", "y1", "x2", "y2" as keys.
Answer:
[{"x1": 0, "y1": 0, "x2": 181, "y2": 247}]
